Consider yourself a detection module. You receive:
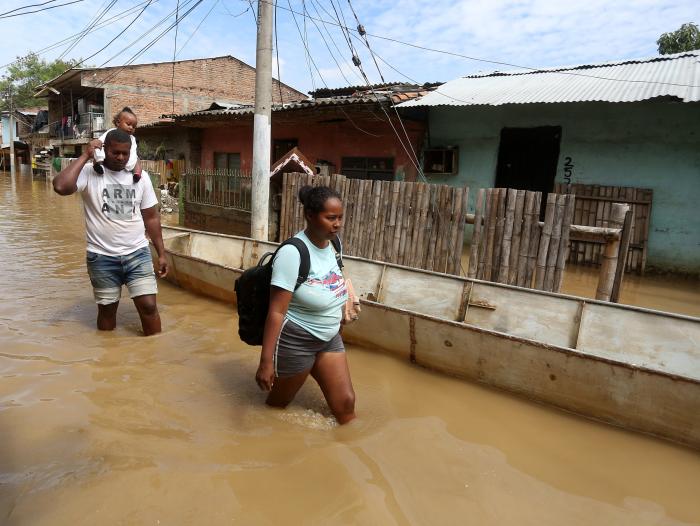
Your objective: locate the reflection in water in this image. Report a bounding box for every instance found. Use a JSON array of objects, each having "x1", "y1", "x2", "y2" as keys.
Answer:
[{"x1": 1, "y1": 173, "x2": 699, "y2": 525}]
